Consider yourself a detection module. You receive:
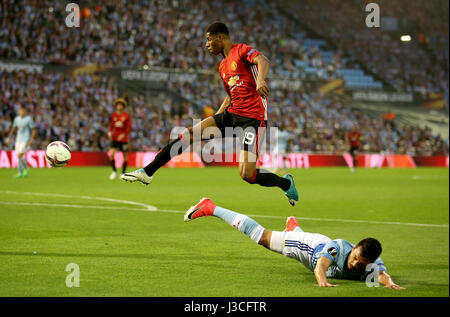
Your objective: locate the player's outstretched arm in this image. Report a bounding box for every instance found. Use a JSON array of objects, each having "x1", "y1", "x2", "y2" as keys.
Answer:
[
  {"x1": 378, "y1": 271, "x2": 405, "y2": 290},
  {"x1": 314, "y1": 257, "x2": 338, "y2": 287}
]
